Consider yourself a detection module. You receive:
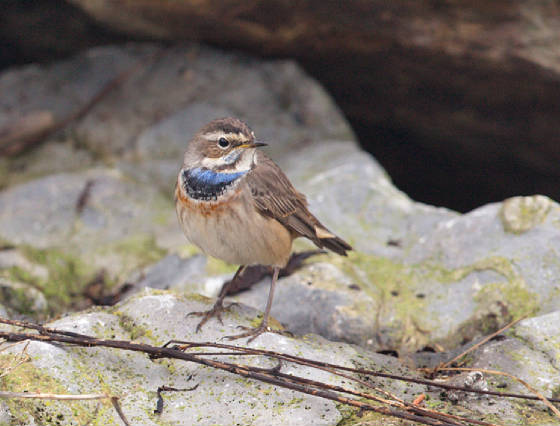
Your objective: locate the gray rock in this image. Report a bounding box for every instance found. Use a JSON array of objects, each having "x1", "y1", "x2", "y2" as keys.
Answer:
[
  {"x1": 1, "y1": 292, "x2": 554, "y2": 425},
  {"x1": 398, "y1": 196, "x2": 560, "y2": 349},
  {"x1": 0, "y1": 302, "x2": 9, "y2": 319},
  {"x1": 0, "y1": 248, "x2": 49, "y2": 280},
  {"x1": 124, "y1": 253, "x2": 207, "y2": 295},
  {"x1": 2, "y1": 42, "x2": 560, "y2": 358},
  {"x1": 456, "y1": 311, "x2": 560, "y2": 425},
  {"x1": 514, "y1": 311, "x2": 560, "y2": 372},
  {"x1": 0, "y1": 137, "x2": 96, "y2": 190},
  {"x1": 262, "y1": 144, "x2": 560, "y2": 352},
  {"x1": 0, "y1": 277, "x2": 47, "y2": 316},
  {"x1": 1, "y1": 44, "x2": 354, "y2": 163},
  {"x1": 1, "y1": 42, "x2": 560, "y2": 424},
  {"x1": 0, "y1": 402, "x2": 11, "y2": 425},
  {"x1": 0, "y1": 168, "x2": 175, "y2": 279},
  {"x1": 0, "y1": 292, "x2": 423, "y2": 426},
  {"x1": 234, "y1": 262, "x2": 378, "y2": 347}
]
